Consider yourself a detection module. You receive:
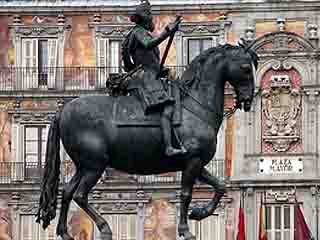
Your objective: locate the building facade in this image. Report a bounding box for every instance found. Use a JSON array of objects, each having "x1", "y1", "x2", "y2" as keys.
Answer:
[{"x1": 0, "y1": 0, "x2": 319, "y2": 239}]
